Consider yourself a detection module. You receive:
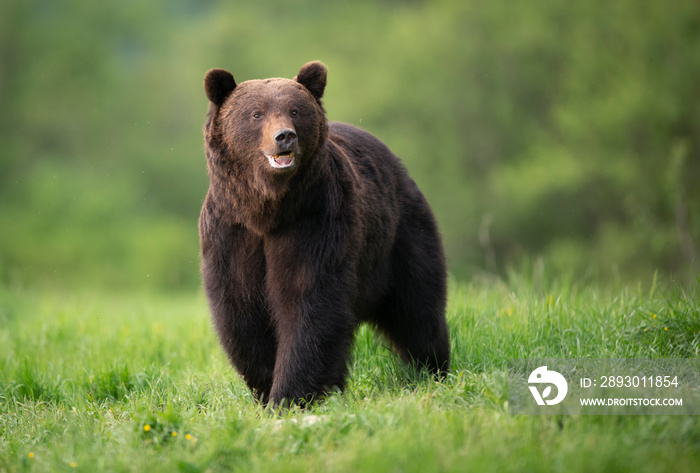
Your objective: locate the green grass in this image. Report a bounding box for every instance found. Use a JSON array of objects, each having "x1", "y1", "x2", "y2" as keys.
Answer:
[{"x1": 0, "y1": 275, "x2": 699, "y2": 472}]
